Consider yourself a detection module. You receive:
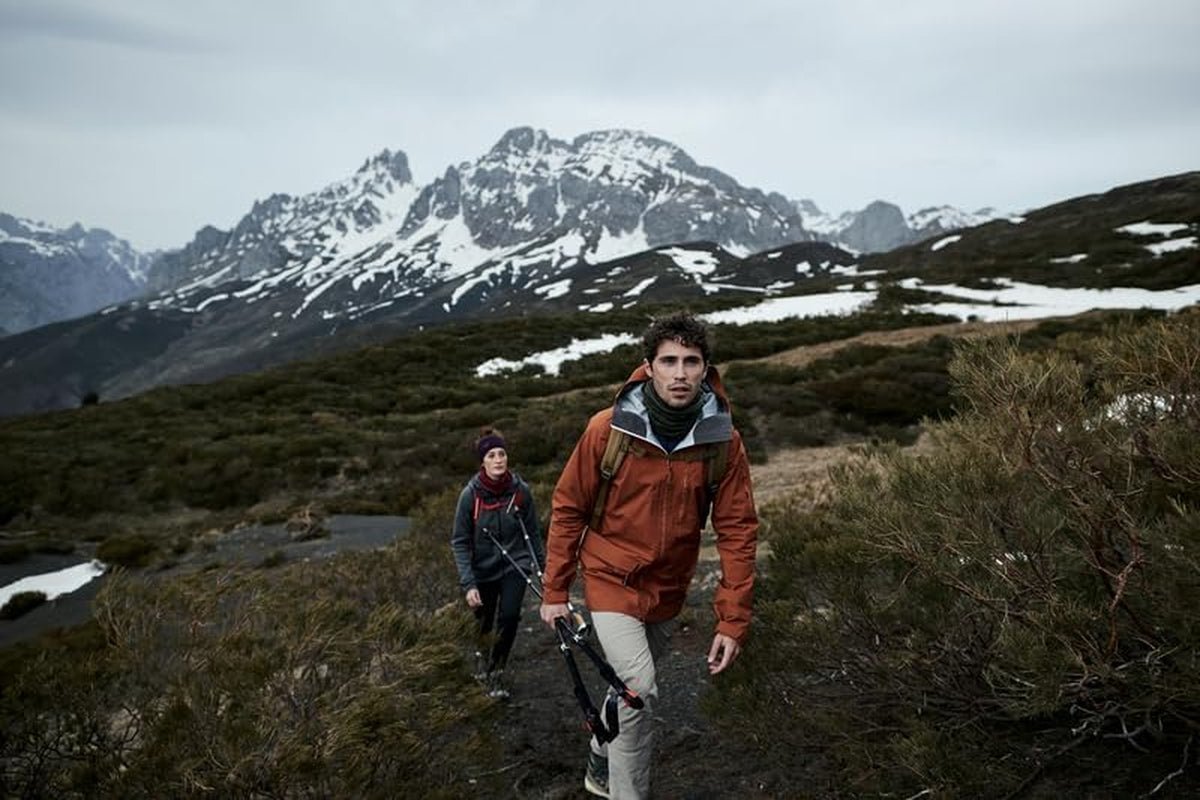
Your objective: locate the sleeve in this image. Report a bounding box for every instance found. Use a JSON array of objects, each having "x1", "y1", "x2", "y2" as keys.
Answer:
[
  {"x1": 449, "y1": 484, "x2": 478, "y2": 592},
  {"x1": 542, "y1": 411, "x2": 610, "y2": 604},
  {"x1": 709, "y1": 431, "x2": 759, "y2": 644}
]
